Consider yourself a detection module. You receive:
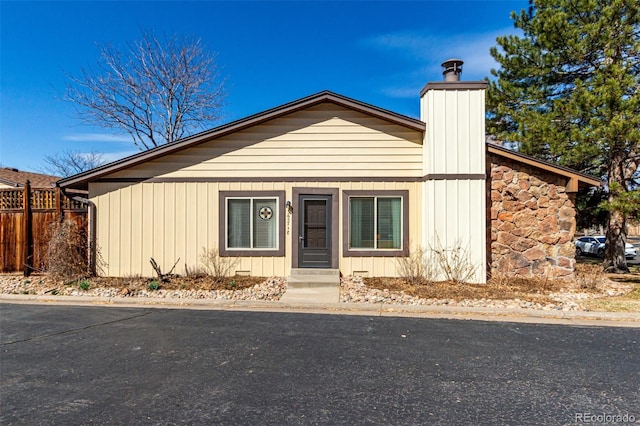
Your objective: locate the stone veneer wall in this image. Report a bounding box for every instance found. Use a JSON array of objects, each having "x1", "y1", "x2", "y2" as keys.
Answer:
[{"x1": 488, "y1": 153, "x2": 576, "y2": 279}]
